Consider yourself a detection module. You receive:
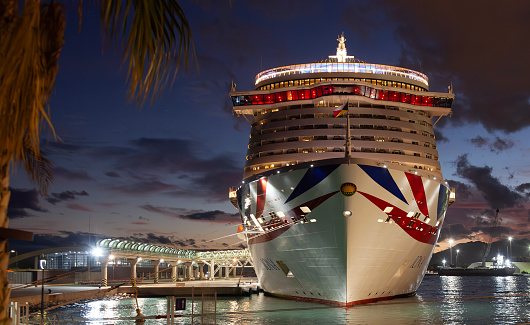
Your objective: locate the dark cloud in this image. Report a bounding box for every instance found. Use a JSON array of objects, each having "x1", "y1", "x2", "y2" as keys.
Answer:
[
  {"x1": 470, "y1": 225, "x2": 513, "y2": 240},
  {"x1": 111, "y1": 174, "x2": 178, "y2": 195},
  {"x1": 468, "y1": 136, "x2": 515, "y2": 153},
  {"x1": 515, "y1": 183, "x2": 530, "y2": 197},
  {"x1": 92, "y1": 138, "x2": 243, "y2": 201},
  {"x1": 124, "y1": 233, "x2": 197, "y2": 248},
  {"x1": 105, "y1": 171, "x2": 120, "y2": 178},
  {"x1": 434, "y1": 129, "x2": 449, "y2": 143},
  {"x1": 140, "y1": 205, "x2": 239, "y2": 223},
  {"x1": 54, "y1": 166, "x2": 92, "y2": 181},
  {"x1": 469, "y1": 136, "x2": 489, "y2": 149},
  {"x1": 9, "y1": 231, "x2": 92, "y2": 253},
  {"x1": 360, "y1": 0, "x2": 530, "y2": 133},
  {"x1": 7, "y1": 188, "x2": 48, "y2": 219},
  {"x1": 491, "y1": 137, "x2": 515, "y2": 152},
  {"x1": 454, "y1": 155, "x2": 523, "y2": 209},
  {"x1": 446, "y1": 179, "x2": 472, "y2": 200},
  {"x1": 439, "y1": 223, "x2": 474, "y2": 242},
  {"x1": 182, "y1": 210, "x2": 239, "y2": 222},
  {"x1": 47, "y1": 190, "x2": 89, "y2": 205}
]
